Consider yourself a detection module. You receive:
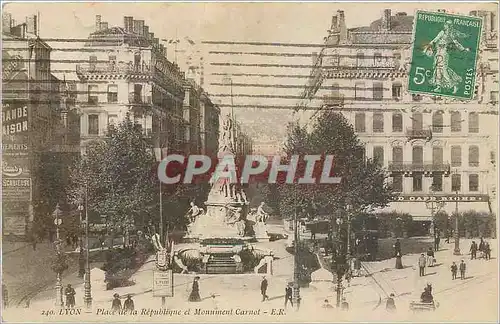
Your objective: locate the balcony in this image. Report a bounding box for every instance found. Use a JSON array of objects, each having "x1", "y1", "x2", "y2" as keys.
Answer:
[
  {"x1": 406, "y1": 128, "x2": 432, "y2": 140},
  {"x1": 388, "y1": 161, "x2": 451, "y2": 173},
  {"x1": 128, "y1": 93, "x2": 152, "y2": 105},
  {"x1": 76, "y1": 62, "x2": 151, "y2": 75}
]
